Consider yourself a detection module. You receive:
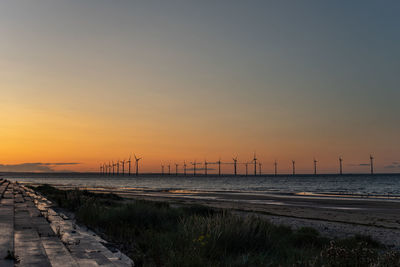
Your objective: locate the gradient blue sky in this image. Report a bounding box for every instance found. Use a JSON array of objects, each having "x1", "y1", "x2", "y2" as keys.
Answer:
[{"x1": 1, "y1": 1, "x2": 399, "y2": 173}]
